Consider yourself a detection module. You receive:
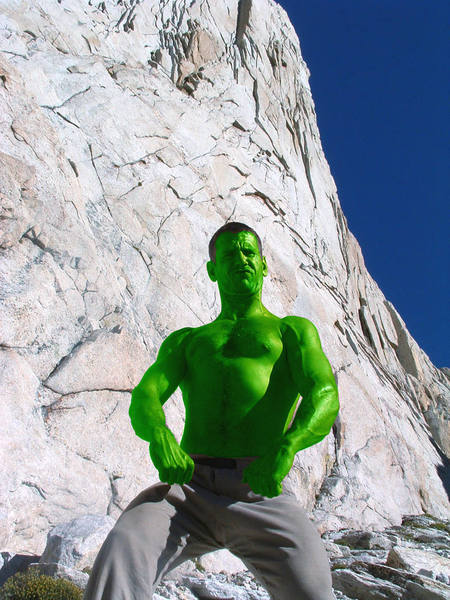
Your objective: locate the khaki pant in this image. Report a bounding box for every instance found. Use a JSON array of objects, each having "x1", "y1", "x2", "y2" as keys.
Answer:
[{"x1": 84, "y1": 457, "x2": 334, "y2": 600}]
